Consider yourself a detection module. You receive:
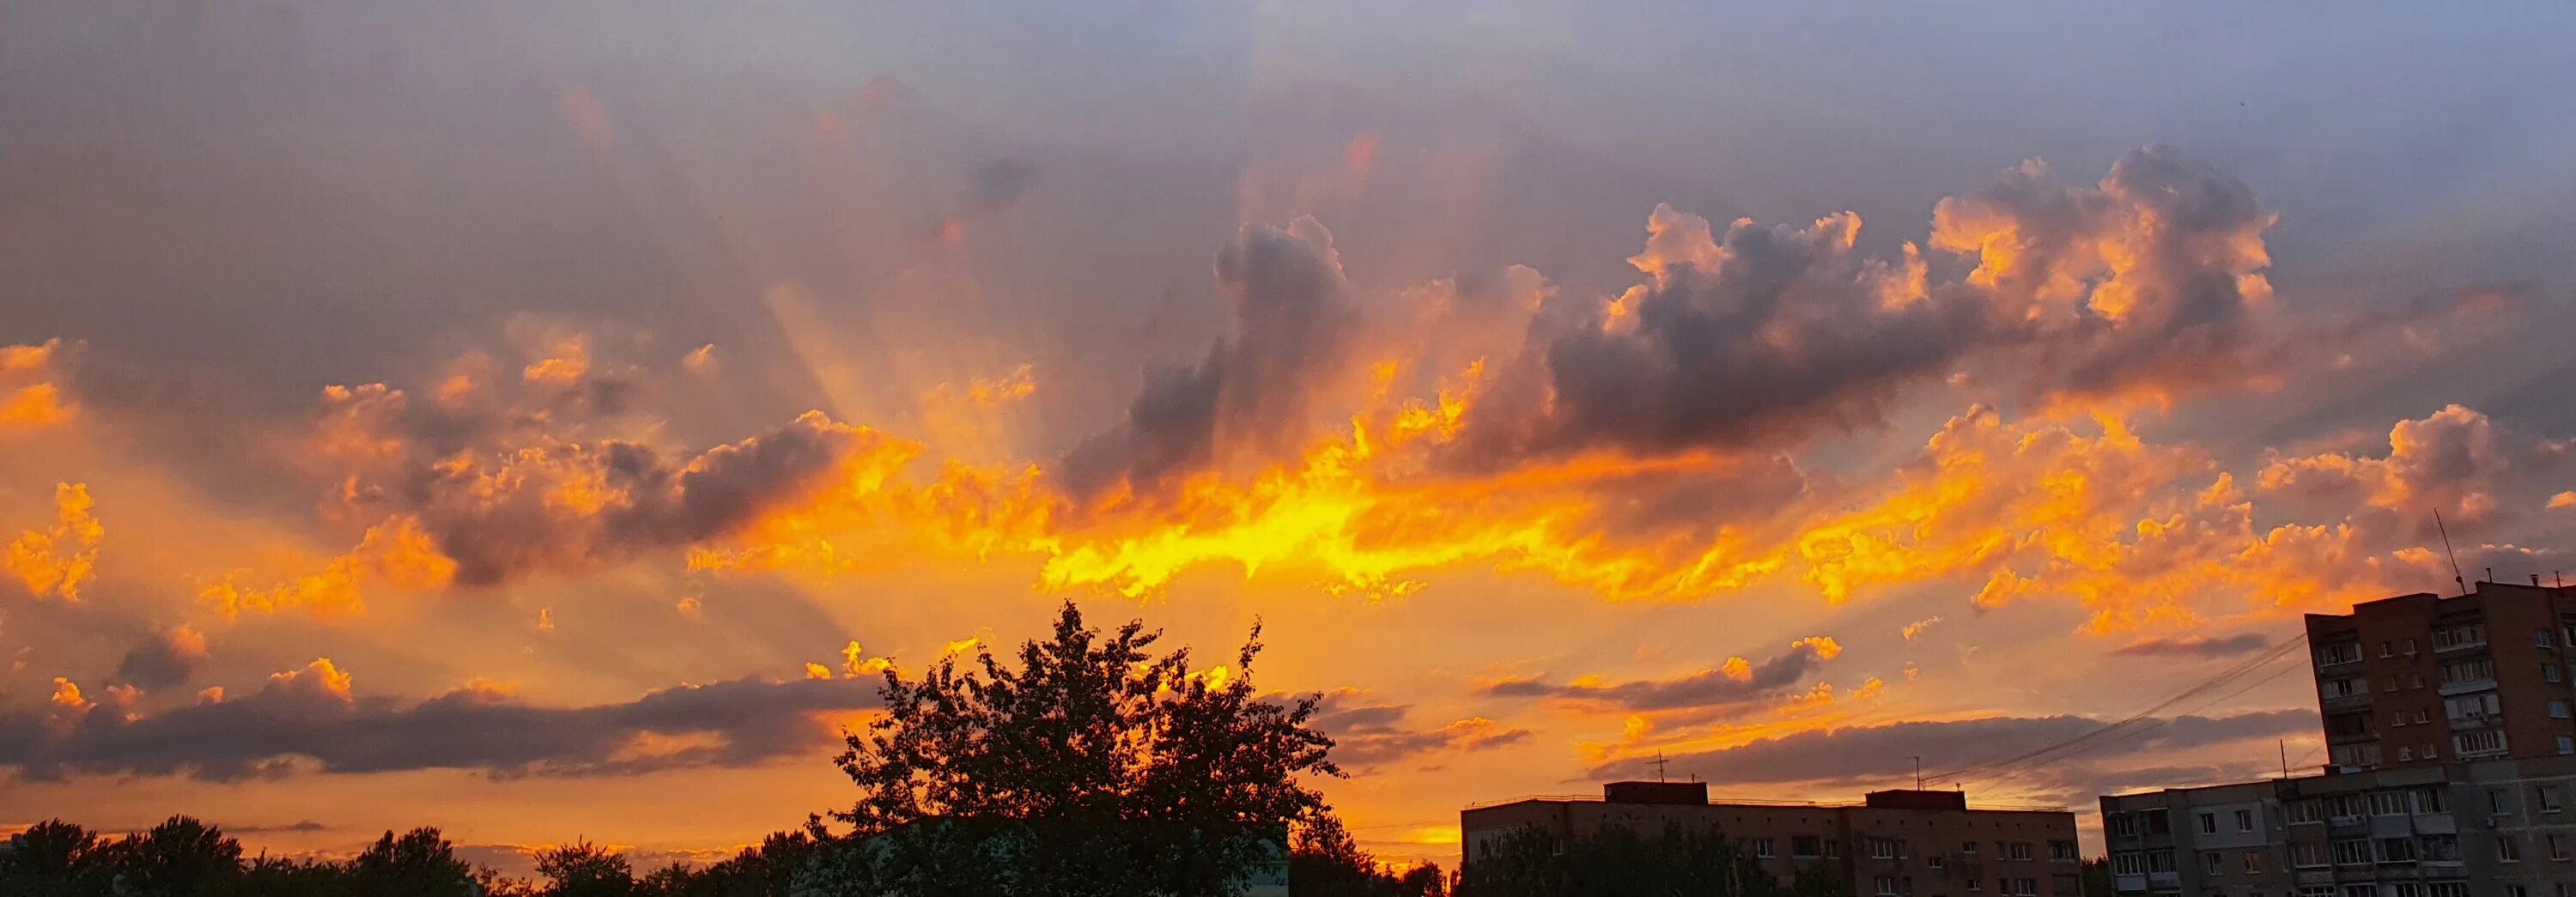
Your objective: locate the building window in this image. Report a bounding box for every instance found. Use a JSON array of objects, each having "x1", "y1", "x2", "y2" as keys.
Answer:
[
  {"x1": 2407, "y1": 638, "x2": 2420, "y2": 654},
  {"x1": 2445, "y1": 692, "x2": 2502, "y2": 722},
  {"x1": 2008, "y1": 841, "x2": 2032, "y2": 862},
  {"x1": 2381, "y1": 640, "x2": 2393, "y2": 657},
  {"x1": 2413, "y1": 675, "x2": 2426, "y2": 689},
  {"x1": 2197, "y1": 812, "x2": 2216, "y2": 834},
  {"x1": 2105, "y1": 815, "x2": 2133, "y2": 836},
  {"x1": 1872, "y1": 839, "x2": 1898, "y2": 860},
  {"x1": 2433, "y1": 624, "x2": 2486, "y2": 652},
  {"x1": 2427, "y1": 886, "x2": 2466, "y2": 897},
  {"x1": 2369, "y1": 791, "x2": 2409, "y2": 815},
  {"x1": 2544, "y1": 785, "x2": 2565, "y2": 814},
  {"x1": 1753, "y1": 838, "x2": 1777, "y2": 858},
  {"x1": 2148, "y1": 851, "x2": 2174, "y2": 873},
  {"x1": 1874, "y1": 876, "x2": 1898, "y2": 896},
  {"x1": 2440, "y1": 657, "x2": 2496, "y2": 686},
  {"x1": 2331, "y1": 839, "x2": 2371, "y2": 865},
  {"x1": 2392, "y1": 710, "x2": 2409, "y2": 727},
  {"x1": 2376, "y1": 837, "x2": 2415, "y2": 863},
  {"x1": 2413, "y1": 786, "x2": 2446, "y2": 814},
  {"x1": 2492, "y1": 788, "x2": 2512, "y2": 814},
  {"x1": 2423, "y1": 741, "x2": 2438, "y2": 758},
  {"x1": 1927, "y1": 855, "x2": 1945, "y2": 870},
  {"x1": 2509, "y1": 888, "x2": 2530, "y2": 897},
  {"x1": 2399, "y1": 747, "x2": 2413, "y2": 761},
  {"x1": 2549, "y1": 663, "x2": 2564, "y2": 683},
  {"x1": 2050, "y1": 840, "x2": 2077, "y2": 862},
  {"x1": 2111, "y1": 853, "x2": 2143, "y2": 876},
  {"x1": 2557, "y1": 700, "x2": 2573, "y2": 719},
  {"x1": 1965, "y1": 879, "x2": 1979, "y2": 892},
  {"x1": 2289, "y1": 842, "x2": 2327, "y2": 868},
  {"x1": 2384, "y1": 676, "x2": 2401, "y2": 692},
  {"x1": 2342, "y1": 886, "x2": 2375, "y2": 897},
  {"x1": 1794, "y1": 835, "x2": 1821, "y2": 858},
  {"x1": 2242, "y1": 850, "x2": 2261, "y2": 873},
  {"x1": 1826, "y1": 839, "x2": 1841, "y2": 858},
  {"x1": 2458, "y1": 729, "x2": 2509, "y2": 757},
  {"x1": 2421, "y1": 833, "x2": 2460, "y2": 861},
  {"x1": 2415, "y1": 707, "x2": 2429, "y2": 722},
  {"x1": 2543, "y1": 628, "x2": 2556, "y2": 648},
  {"x1": 2500, "y1": 834, "x2": 2523, "y2": 862},
  {"x1": 2204, "y1": 852, "x2": 2223, "y2": 876},
  {"x1": 1962, "y1": 840, "x2": 1978, "y2": 853},
  {"x1": 2234, "y1": 809, "x2": 2254, "y2": 831},
  {"x1": 2551, "y1": 833, "x2": 2570, "y2": 860},
  {"x1": 2288, "y1": 799, "x2": 2324, "y2": 824},
  {"x1": 2317, "y1": 642, "x2": 2361, "y2": 665}
]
